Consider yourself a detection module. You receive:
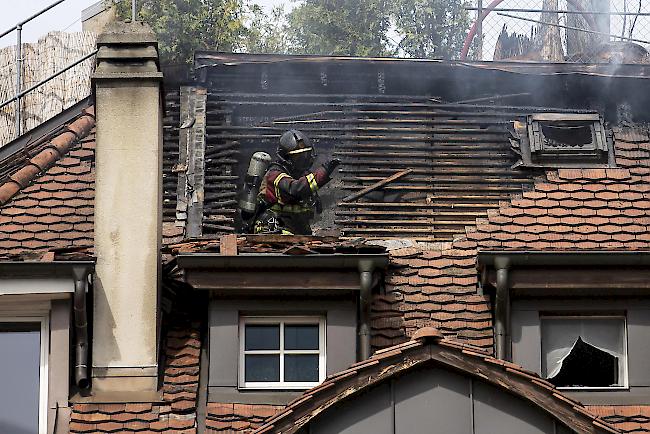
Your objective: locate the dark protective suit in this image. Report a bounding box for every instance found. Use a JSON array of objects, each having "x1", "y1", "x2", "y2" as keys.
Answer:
[{"x1": 255, "y1": 161, "x2": 333, "y2": 235}]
